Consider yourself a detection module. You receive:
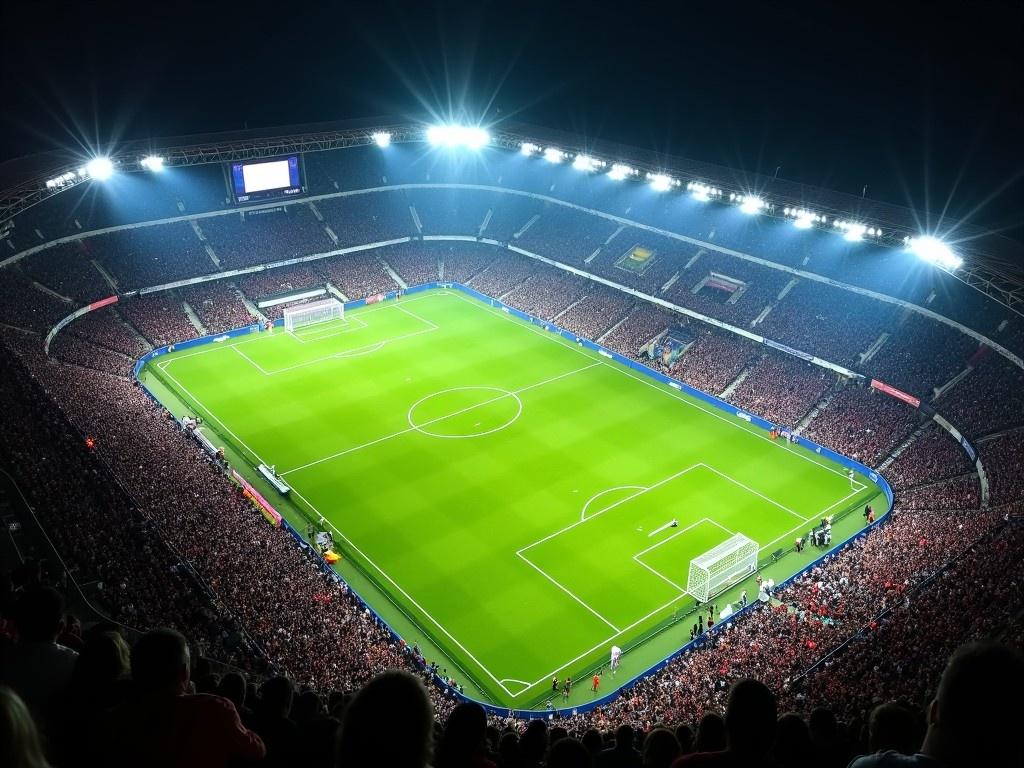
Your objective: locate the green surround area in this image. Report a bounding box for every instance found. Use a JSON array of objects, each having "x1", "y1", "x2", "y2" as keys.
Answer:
[{"x1": 140, "y1": 288, "x2": 885, "y2": 708}]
